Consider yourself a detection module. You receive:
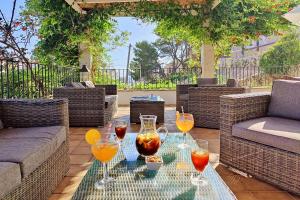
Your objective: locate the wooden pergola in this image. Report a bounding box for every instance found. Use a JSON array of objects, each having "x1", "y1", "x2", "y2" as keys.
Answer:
[
  {"x1": 65, "y1": 0, "x2": 220, "y2": 14},
  {"x1": 64, "y1": 0, "x2": 220, "y2": 78}
]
